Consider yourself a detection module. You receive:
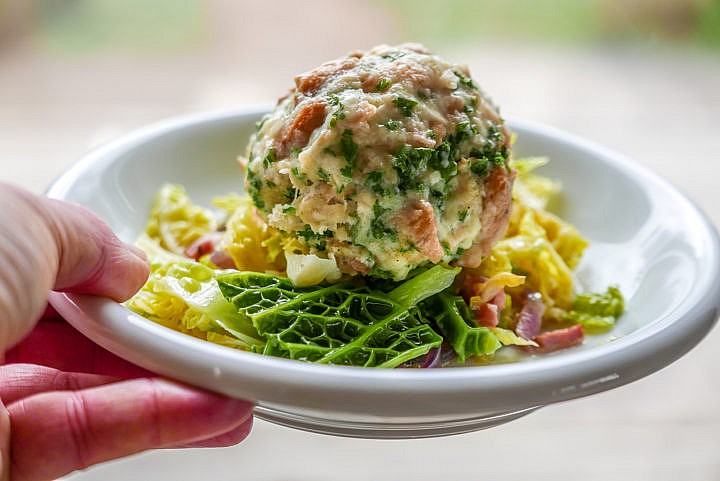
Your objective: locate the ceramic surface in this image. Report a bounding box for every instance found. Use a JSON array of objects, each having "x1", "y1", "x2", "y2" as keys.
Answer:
[{"x1": 47, "y1": 108, "x2": 720, "y2": 438}]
